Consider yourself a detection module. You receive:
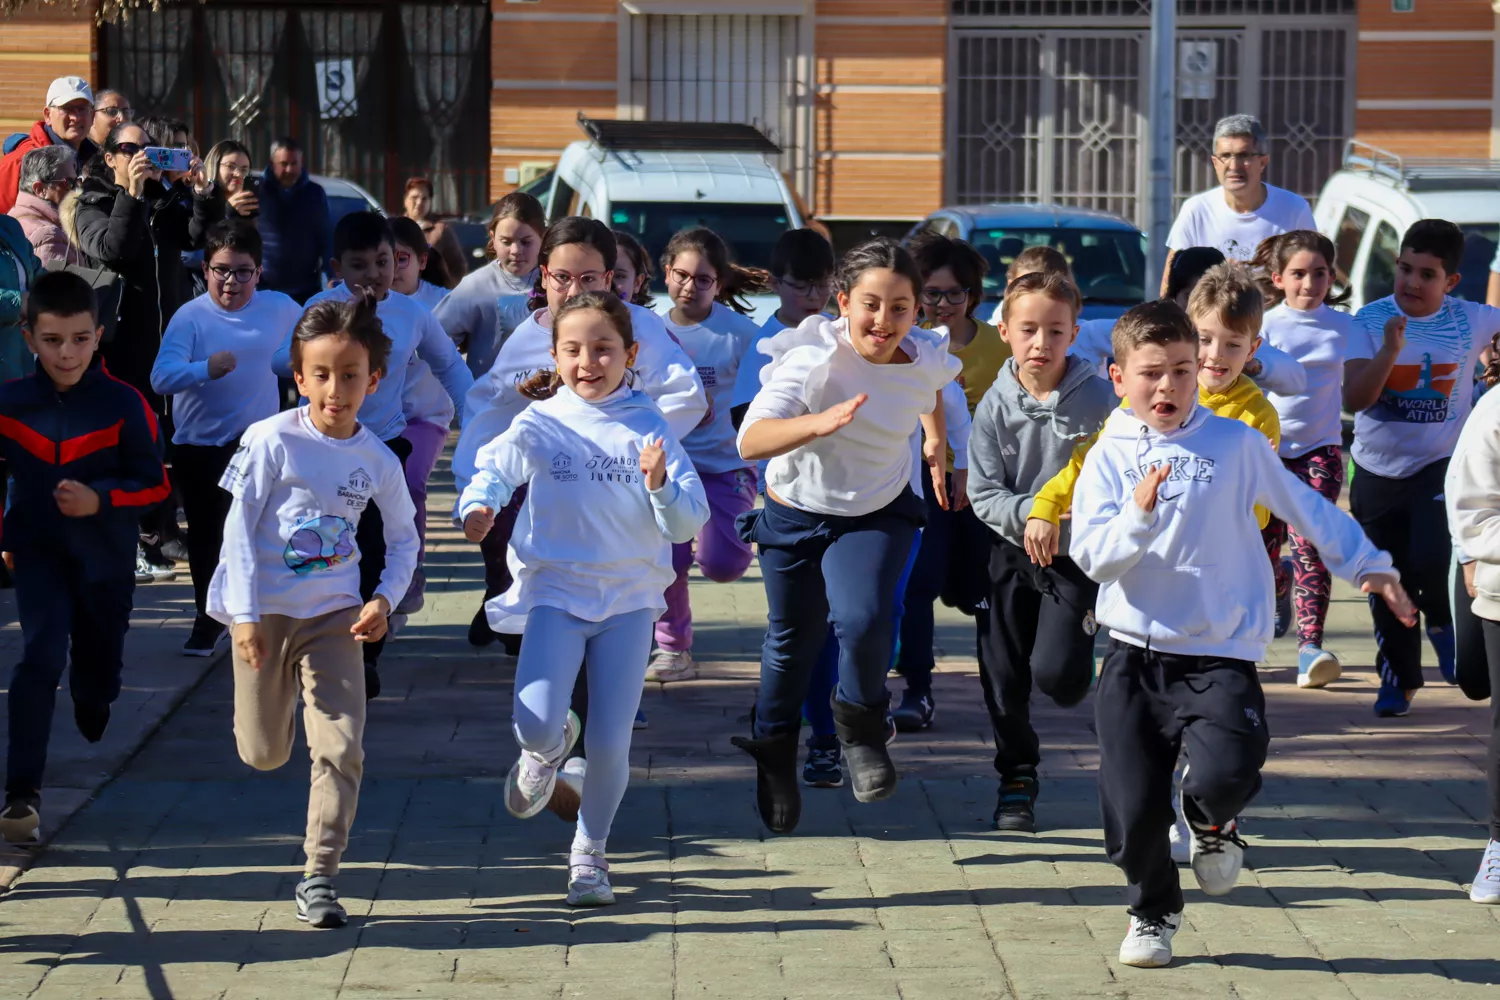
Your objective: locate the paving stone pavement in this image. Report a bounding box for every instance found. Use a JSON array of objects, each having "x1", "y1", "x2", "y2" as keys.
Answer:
[{"x1": 0, "y1": 464, "x2": 1497, "y2": 999}]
